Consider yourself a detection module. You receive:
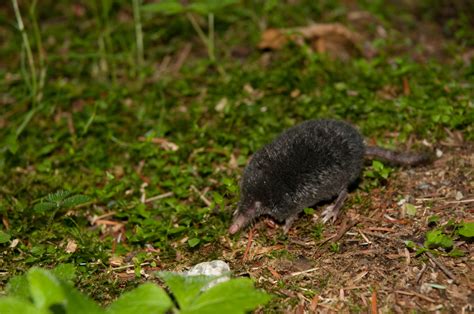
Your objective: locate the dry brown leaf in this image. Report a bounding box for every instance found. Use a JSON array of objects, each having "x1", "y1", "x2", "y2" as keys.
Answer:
[
  {"x1": 65, "y1": 239, "x2": 78, "y2": 253},
  {"x1": 258, "y1": 23, "x2": 362, "y2": 60}
]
